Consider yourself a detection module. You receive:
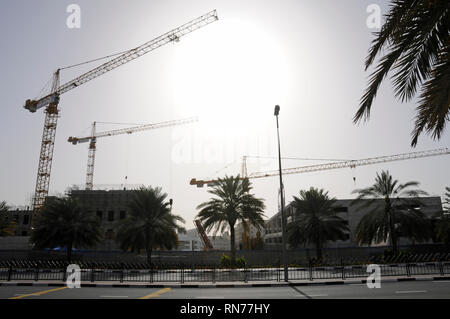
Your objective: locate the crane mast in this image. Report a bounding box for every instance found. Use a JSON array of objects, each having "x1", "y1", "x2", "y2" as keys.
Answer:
[
  {"x1": 69, "y1": 117, "x2": 198, "y2": 190},
  {"x1": 86, "y1": 122, "x2": 97, "y2": 190},
  {"x1": 23, "y1": 10, "x2": 218, "y2": 211},
  {"x1": 190, "y1": 148, "x2": 450, "y2": 187},
  {"x1": 32, "y1": 71, "x2": 60, "y2": 210}
]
